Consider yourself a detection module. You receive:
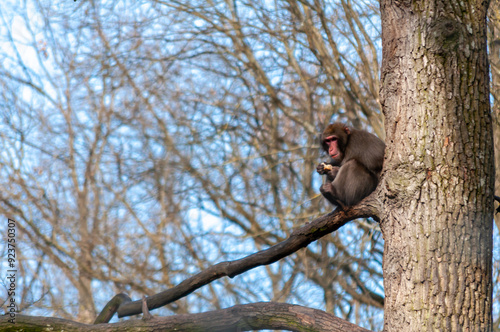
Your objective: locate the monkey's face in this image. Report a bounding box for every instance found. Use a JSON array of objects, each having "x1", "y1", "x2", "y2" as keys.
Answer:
[
  {"x1": 321, "y1": 123, "x2": 348, "y2": 164},
  {"x1": 323, "y1": 135, "x2": 343, "y2": 162}
]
